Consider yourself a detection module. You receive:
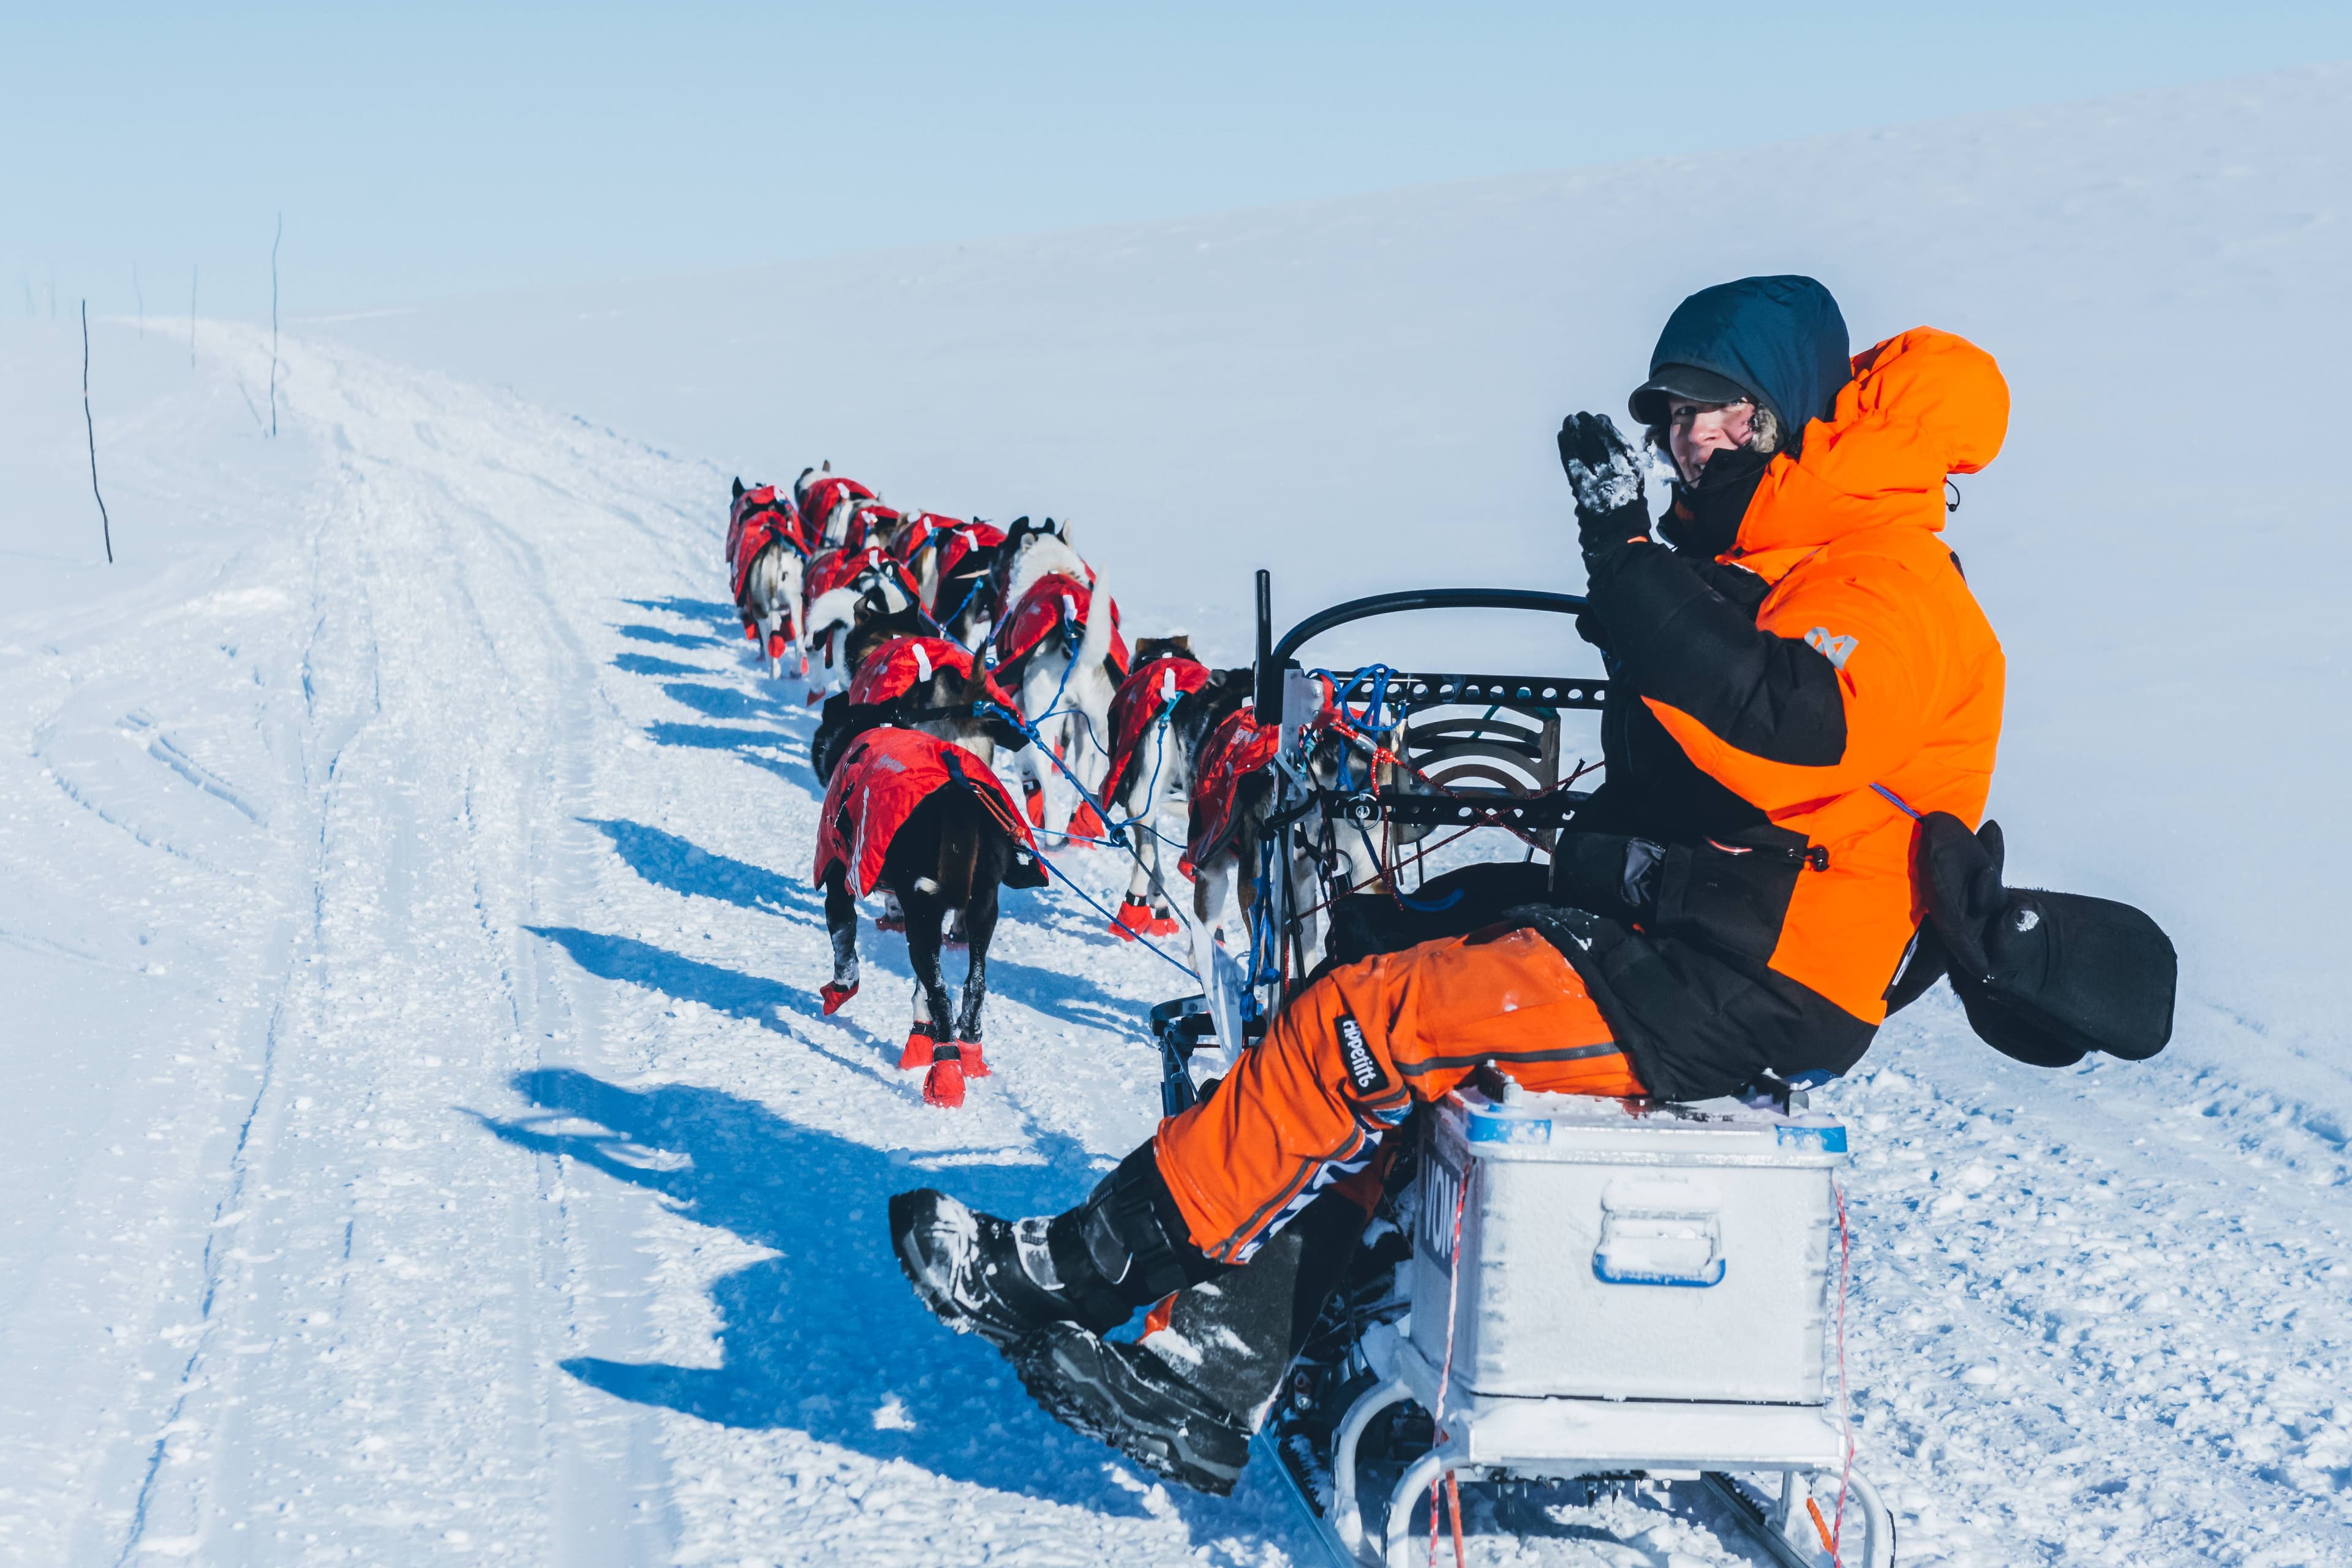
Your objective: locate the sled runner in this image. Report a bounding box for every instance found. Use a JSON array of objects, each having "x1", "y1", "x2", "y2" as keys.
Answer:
[{"x1": 1152, "y1": 574, "x2": 1895, "y2": 1566}]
